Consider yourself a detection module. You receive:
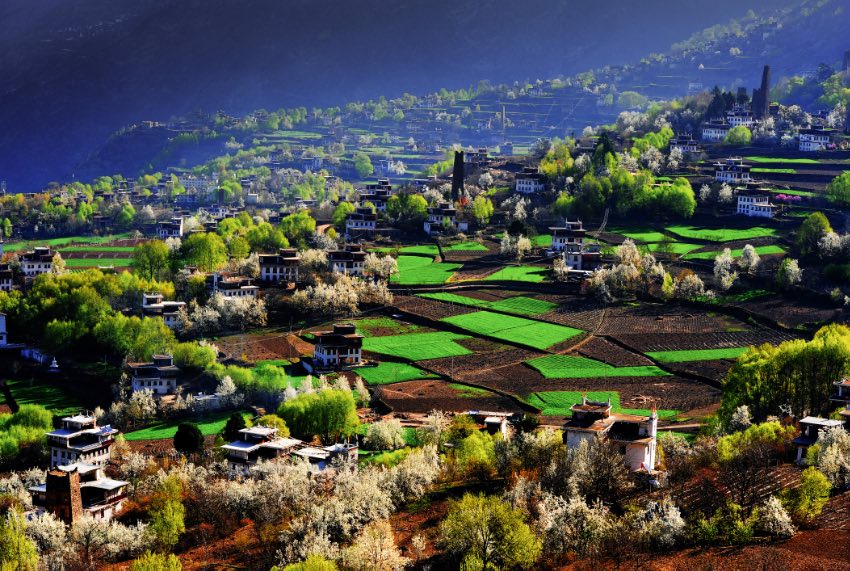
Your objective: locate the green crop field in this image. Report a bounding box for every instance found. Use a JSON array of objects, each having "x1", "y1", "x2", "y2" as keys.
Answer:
[
  {"x1": 59, "y1": 246, "x2": 135, "y2": 253},
  {"x1": 484, "y1": 266, "x2": 549, "y2": 283},
  {"x1": 646, "y1": 347, "x2": 749, "y2": 363},
  {"x1": 751, "y1": 168, "x2": 797, "y2": 174},
  {"x1": 355, "y1": 317, "x2": 424, "y2": 337},
  {"x1": 63, "y1": 258, "x2": 132, "y2": 268},
  {"x1": 276, "y1": 129, "x2": 322, "y2": 139},
  {"x1": 357, "y1": 362, "x2": 439, "y2": 385},
  {"x1": 767, "y1": 188, "x2": 817, "y2": 198},
  {"x1": 745, "y1": 156, "x2": 819, "y2": 164},
  {"x1": 528, "y1": 391, "x2": 679, "y2": 418},
  {"x1": 4, "y1": 233, "x2": 131, "y2": 252},
  {"x1": 683, "y1": 245, "x2": 785, "y2": 260},
  {"x1": 417, "y1": 293, "x2": 556, "y2": 316},
  {"x1": 445, "y1": 242, "x2": 489, "y2": 252},
  {"x1": 362, "y1": 331, "x2": 472, "y2": 361},
  {"x1": 4, "y1": 379, "x2": 84, "y2": 417},
  {"x1": 666, "y1": 225, "x2": 778, "y2": 243},
  {"x1": 124, "y1": 411, "x2": 252, "y2": 441},
  {"x1": 531, "y1": 235, "x2": 552, "y2": 248},
  {"x1": 442, "y1": 311, "x2": 582, "y2": 350},
  {"x1": 527, "y1": 354, "x2": 669, "y2": 378},
  {"x1": 391, "y1": 256, "x2": 460, "y2": 285},
  {"x1": 614, "y1": 228, "x2": 669, "y2": 243},
  {"x1": 448, "y1": 383, "x2": 493, "y2": 397},
  {"x1": 642, "y1": 242, "x2": 703, "y2": 255}
]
